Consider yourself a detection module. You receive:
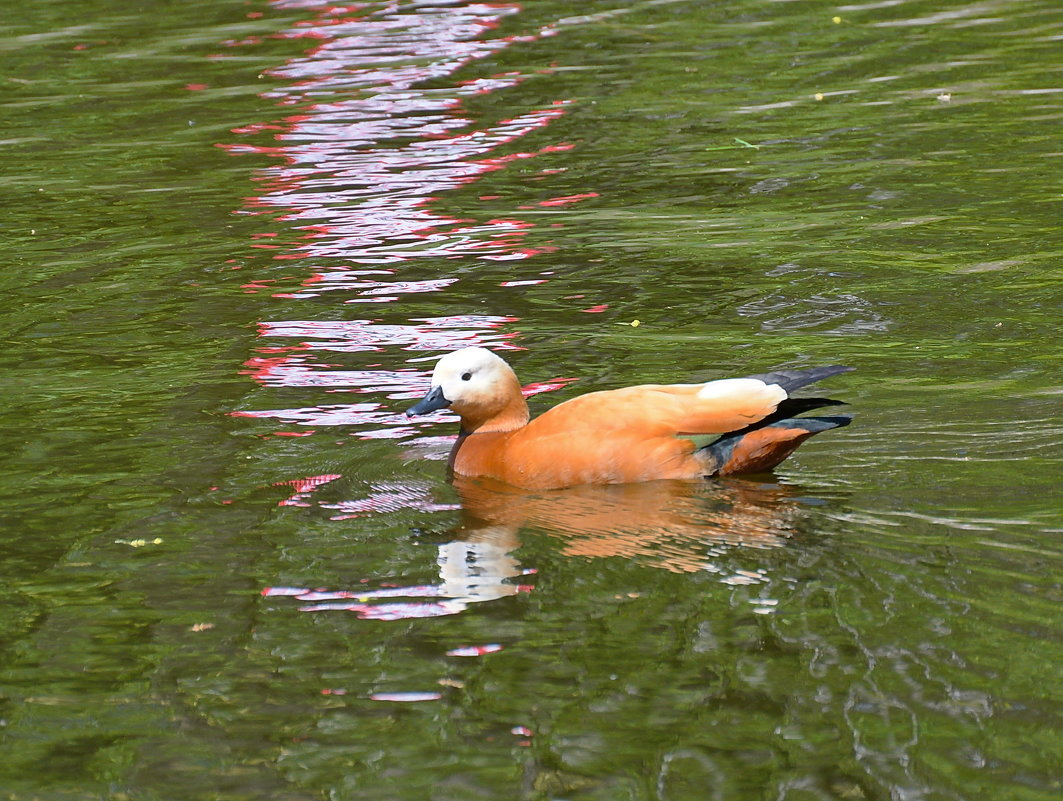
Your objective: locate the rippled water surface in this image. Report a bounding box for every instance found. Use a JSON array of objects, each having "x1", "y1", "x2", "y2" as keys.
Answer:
[{"x1": 1, "y1": 0, "x2": 1061, "y2": 798}]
